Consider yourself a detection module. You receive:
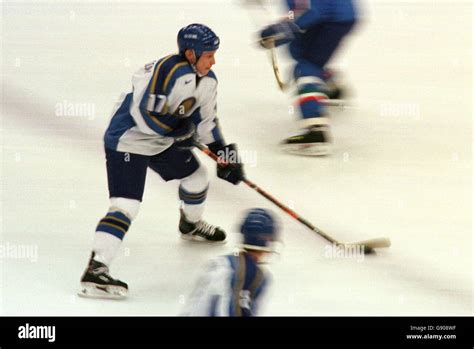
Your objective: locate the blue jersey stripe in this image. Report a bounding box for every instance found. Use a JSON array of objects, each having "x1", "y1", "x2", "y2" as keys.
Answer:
[
  {"x1": 224, "y1": 253, "x2": 267, "y2": 317},
  {"x1": 139, "y1": 55, "x2": 194, "y2": 134},
  {"x1": 104, "y1": 93, "x2": 136, "y2": 150}
]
